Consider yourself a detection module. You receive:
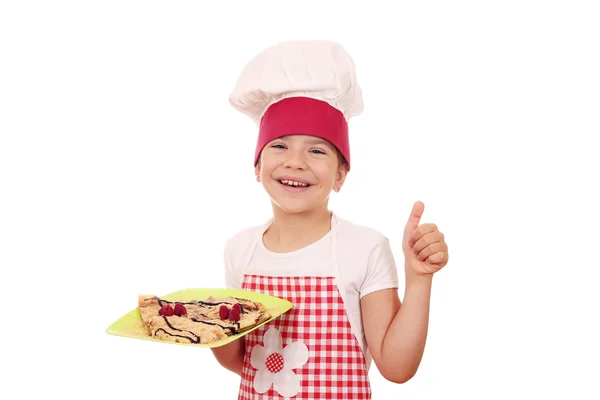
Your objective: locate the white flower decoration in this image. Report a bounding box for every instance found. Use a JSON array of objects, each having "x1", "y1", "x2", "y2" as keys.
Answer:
[{"x1": 251, "y1": 327, "x2": 309, "y2": 397}]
